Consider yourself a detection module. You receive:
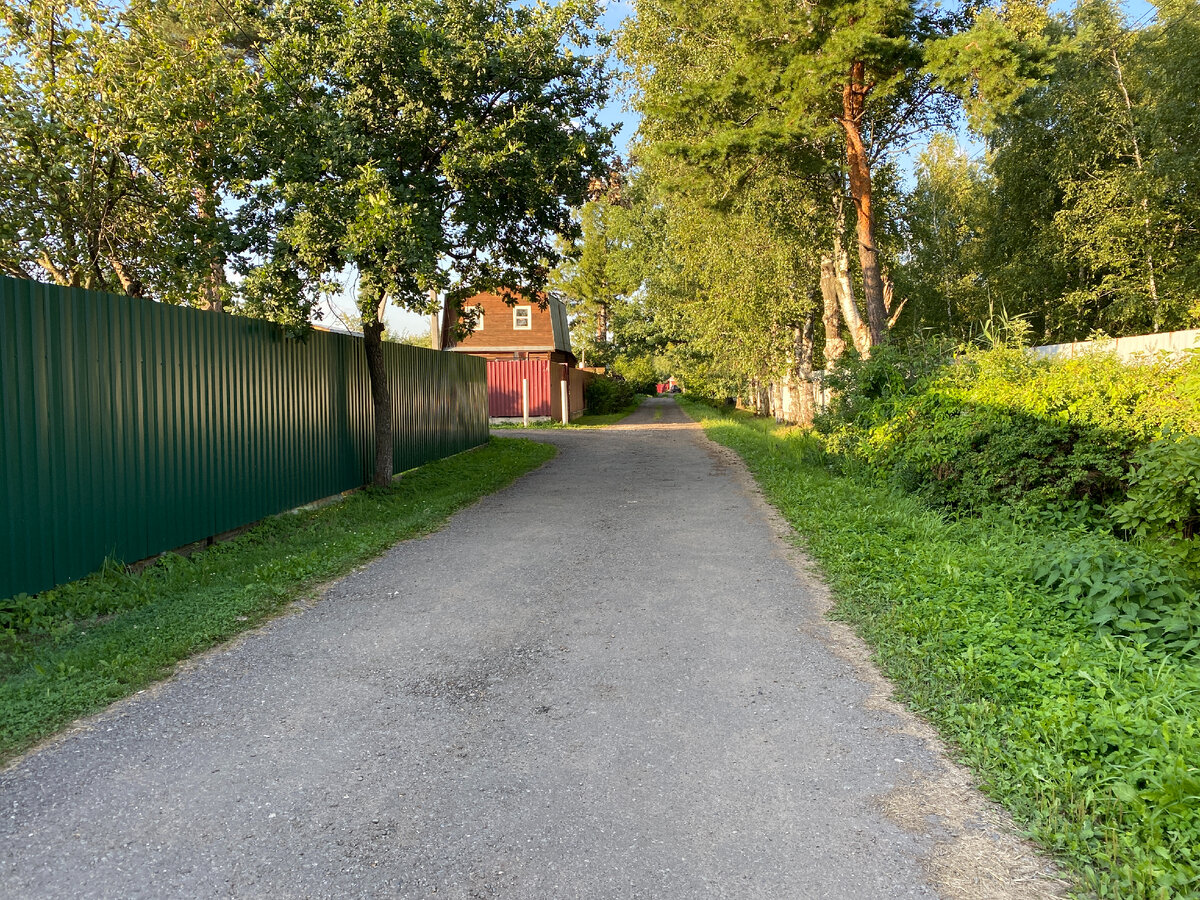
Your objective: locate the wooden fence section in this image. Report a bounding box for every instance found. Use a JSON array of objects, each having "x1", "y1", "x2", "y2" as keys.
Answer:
[
  {"x1": 0, "y1": 276, "x2": 488, "y2": 599},
  {"x1": 549, "y1": 364, "x2": 593, "y2": 422}
]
